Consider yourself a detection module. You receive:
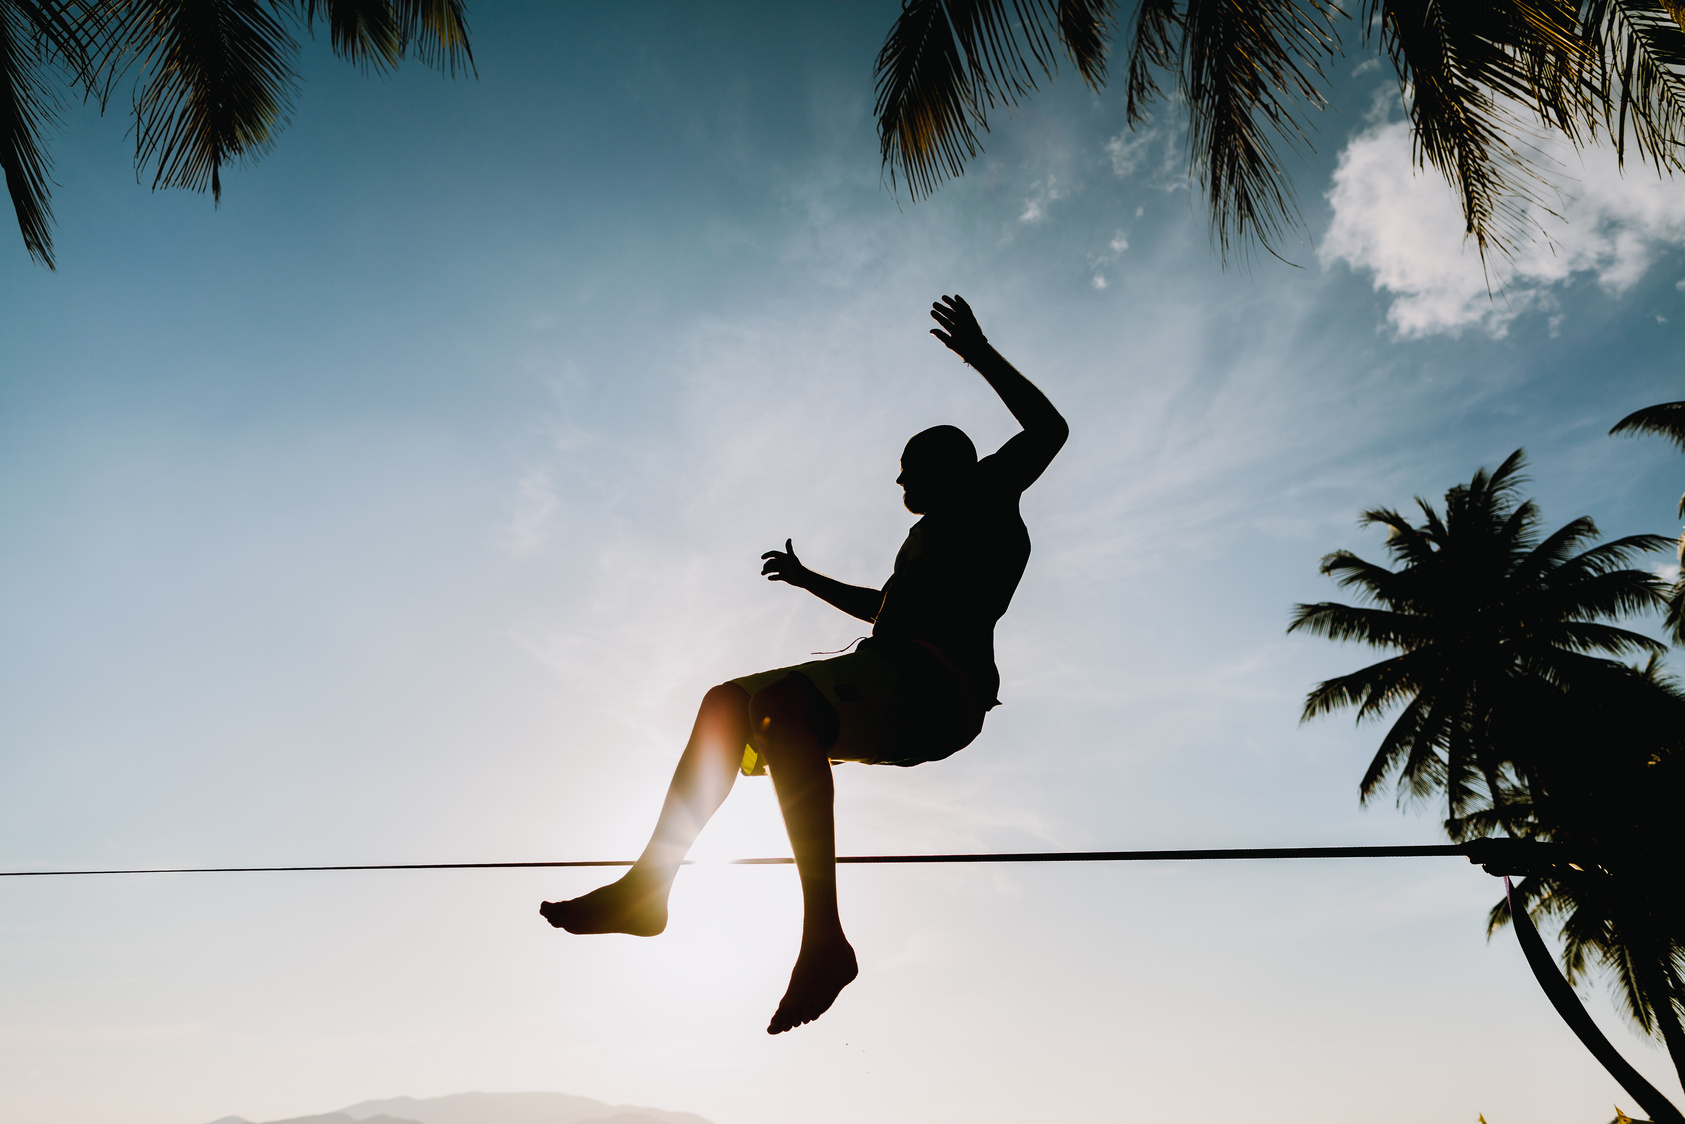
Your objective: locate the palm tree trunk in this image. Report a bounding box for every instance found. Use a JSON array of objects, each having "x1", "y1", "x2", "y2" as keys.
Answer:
[
  {"x1": 1655, "y1": 993, "x2": 1685, "y2": 1103},
  {"x1": 1506, "y1": 879, "x2": 1685, "y2": 1124}
]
